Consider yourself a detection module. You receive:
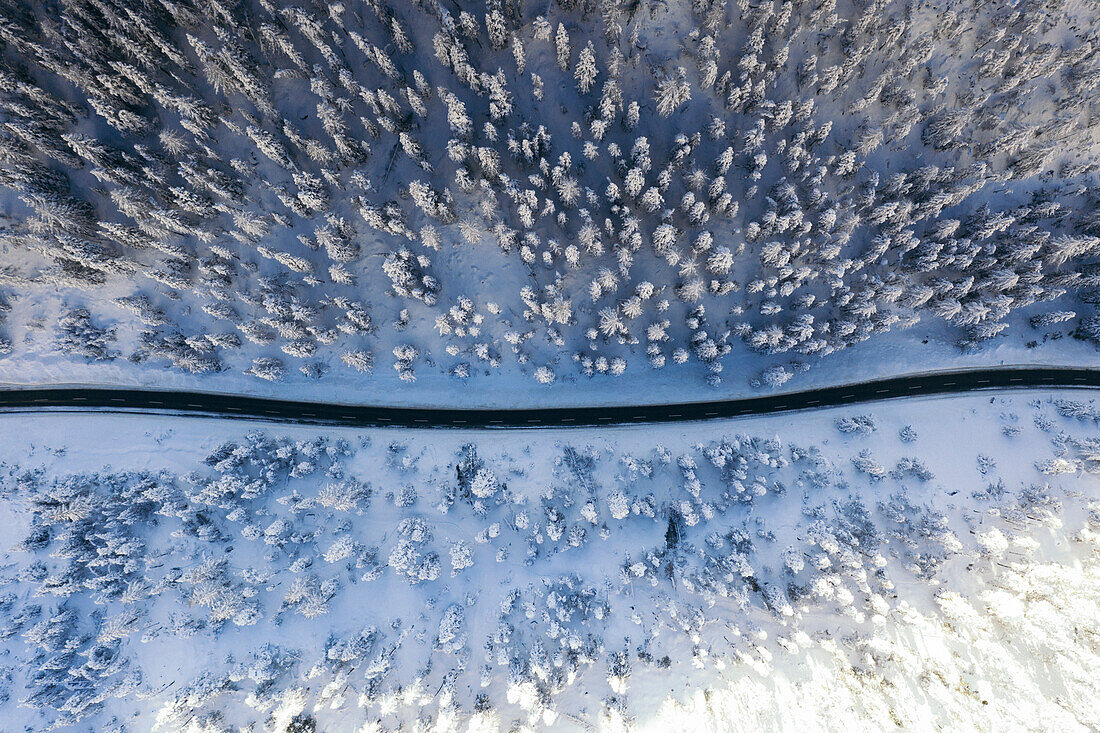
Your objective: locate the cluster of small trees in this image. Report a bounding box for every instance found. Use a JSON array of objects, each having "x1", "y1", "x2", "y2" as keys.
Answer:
[{"x1": 56, "y1": 308, "x2": 116, "y2": 361}]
